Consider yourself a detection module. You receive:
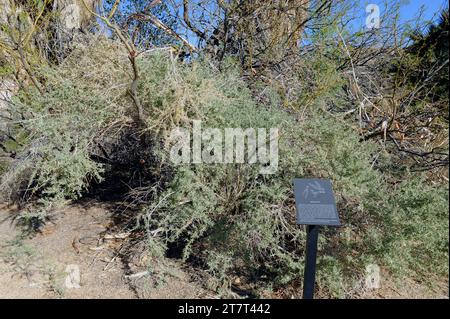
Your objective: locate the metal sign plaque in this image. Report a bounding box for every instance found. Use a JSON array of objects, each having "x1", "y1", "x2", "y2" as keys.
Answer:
[{"x1": 293, "y1": 178, "x2": 340, "y2": 226}]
